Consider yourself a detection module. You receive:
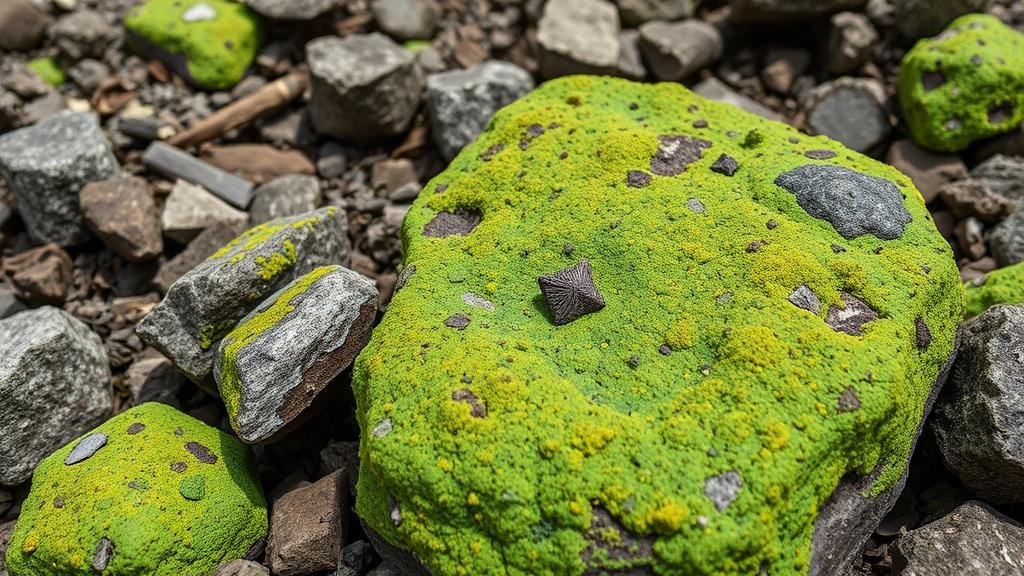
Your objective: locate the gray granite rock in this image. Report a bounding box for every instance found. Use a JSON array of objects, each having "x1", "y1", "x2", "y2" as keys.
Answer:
[
  {"x1": 825, "y1": 11, "x2": 877, "y2": 74},
  {"x1": 803, "y1": 77, "x2": 890, "y2": 153},
  {"x1": 894, "y1": 0, "x2": 988, "y2": 39},
  {"x1": 970, "y1": 154, "x2": 1024, "y2": 201},
  {"x1": 775, "y1": 164, "x2": 912, "y2": 241},
  {"x1": 425, "y1": 61, "x2": 534, "y2": 160},
  {"x1": 536, "y1": 0, "x2": 621, "y2": 78},
  {"x1": 931, "y1": 305, "x2": 1024, "y2": 504},
  {"x1": 370, "y1": 0, "x2": 440, "y2": 41},
  {"x1": 215, "y1": 266, "x2": 377, "y2": 443},
  {"x1": 0, "y1": 111, "x2": 119, "y2": 246},
  {"x1": 638, "y1": 19, "x2": 723, "y2": 82},
  {"x1": 80, "y1": 175, "x2": 163, "y2": 262},
  {"x1": 616, "y1": 30, "x2": 647, "y2": 80},
  {"x1": 614, "y1": 0, "x2": 695, "y2": 26},
  {"x1": 0, "y1": 307, "x2": 111, "y2": 485},
  {"x1": 213, "y1": 559, "x2": 270, "y2": 576},
  {"x1": 50, "y1": 9, "x2": 118, "y2": 60},
  {"x1": 161, "y1": 180, "x2": 249, "y2": 244},
  {"x1": 333, "y1": 540, "x2": 375, "y2": 576},
  {"x1": 991, "y1": 208, "x2": 1024, "y2": 266},
  {"x1": 729, "y1": 0, "x2": 866, "y2": 23},
  {"x1": 249, "y1": 175, "x2": 321, "y2": 225},
  {"x1": 136, "y1": 208, "x2": 350, "y2": 388},
  {"x1": 244, "y1": 0, "x2": 337, "y2": 20},
  {"x1": 154, "y1": 221, "x2": 248, "y2": 293},
  {"x1": 307, "y1": 33, "x2": 423, "y2": 141},
  {"x1": 892, "y1": 501, "x2": 1024, "y2": 575}
]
